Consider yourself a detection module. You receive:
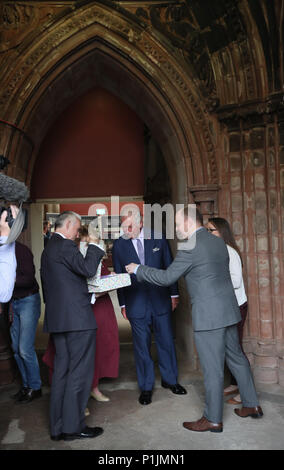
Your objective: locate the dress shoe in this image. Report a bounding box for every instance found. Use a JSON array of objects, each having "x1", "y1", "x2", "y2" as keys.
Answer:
[
  {"x1": 234, "y1": 406, "x2": 263, "y2": 418},
  {"x1": 18, "y1": 388, "x2": 42, "y2": 403},
  {"x1": 161, "y1": 380, "x2": 187, "y2": 395},
  {"x1": 11, "y1": 387, "x2": 28, "y2": 401},
  {"x1": 90, "y1": 390, "x2": 110, "y2": 402},
  {"x1": 63, "y1": 426, "x2": 104, "y2": 441},
  {"x1": 50, "y1": 434, "x2": 64, "y2": 441},
  {"x1": 139, "y1": 391, "x2": 152, "y2": 405},
  {"x1": 183, "y1": 416, "x2": 223, "y2": 433}
]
